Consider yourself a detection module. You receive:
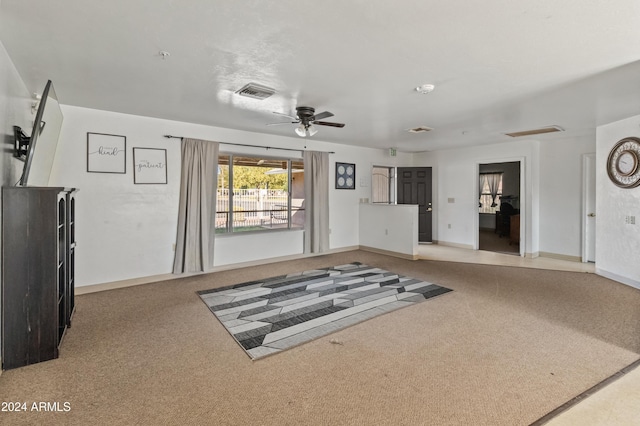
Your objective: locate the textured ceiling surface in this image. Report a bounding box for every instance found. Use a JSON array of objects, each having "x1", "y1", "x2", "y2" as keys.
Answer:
[{"x1": 2, "y1": 0, "x2": 640, "y2": 152}]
